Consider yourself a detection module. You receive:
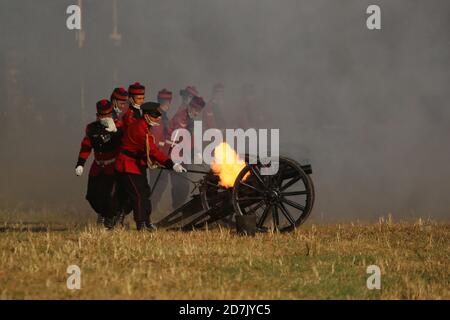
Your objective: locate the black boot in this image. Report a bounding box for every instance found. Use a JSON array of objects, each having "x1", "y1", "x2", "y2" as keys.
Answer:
[
  {"x1": 104, "y1": 217, "x2": 116, "y2": 230},
  {"x1": 96, "y1": 214, "x2": 105, "y2": 226},
  {"x1": 116, "y1": 212, "x2": 126, "y2": 227},
  {"x1": 136, "y1": 221, "x2": 157, "y2": 232}
]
